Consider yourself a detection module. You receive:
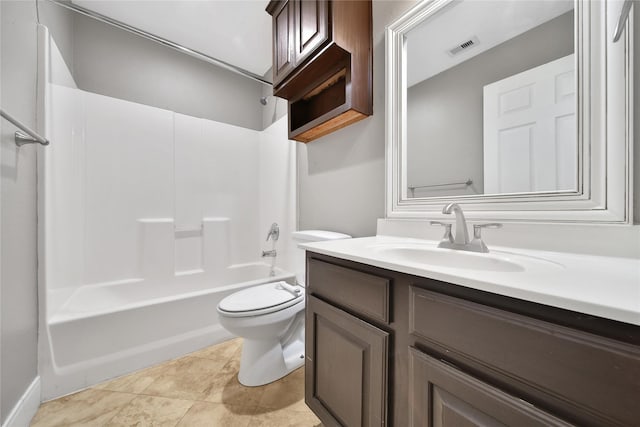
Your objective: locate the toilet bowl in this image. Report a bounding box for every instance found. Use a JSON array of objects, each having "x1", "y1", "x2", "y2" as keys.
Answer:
[
  {"x1": 218, "y1": 281, "x2": 305, "y2": 386},
  {"x1": 216, "y1": 230, "x2": 350, "y2": 386}
]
